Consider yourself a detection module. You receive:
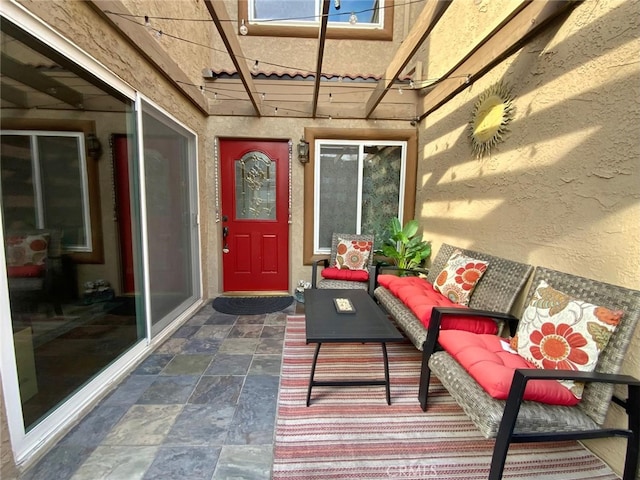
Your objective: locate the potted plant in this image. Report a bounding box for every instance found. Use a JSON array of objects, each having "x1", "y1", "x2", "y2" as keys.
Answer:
[{"x1": 377, "y1": 218, "x2": 431, "y2": 271}]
